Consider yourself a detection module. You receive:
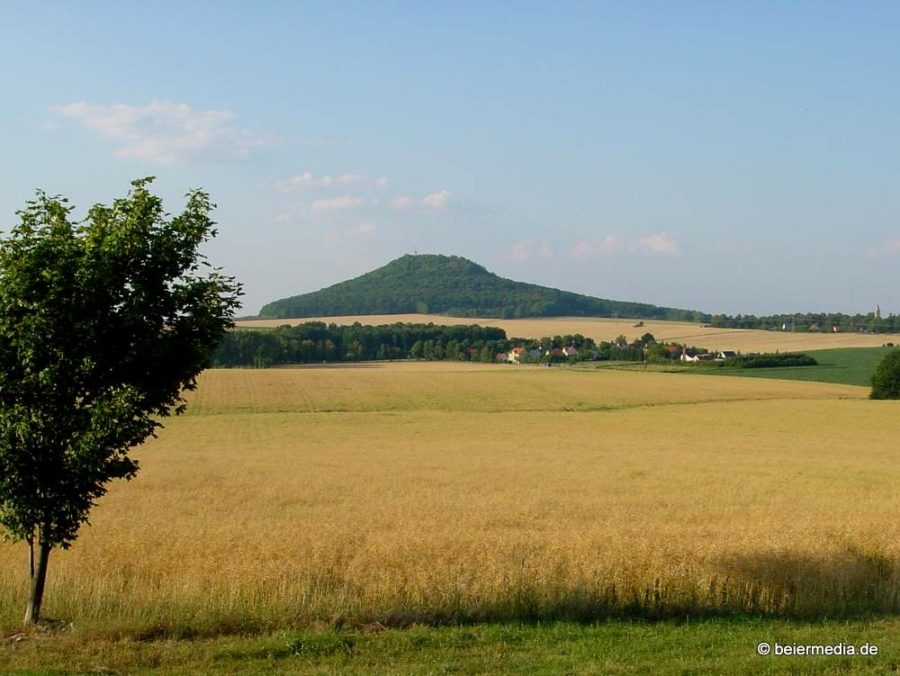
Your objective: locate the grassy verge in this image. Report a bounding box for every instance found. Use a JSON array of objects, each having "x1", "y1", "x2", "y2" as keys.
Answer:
[{"x1": 2, "y1": 620, "x2": 899, "y2": 675}]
